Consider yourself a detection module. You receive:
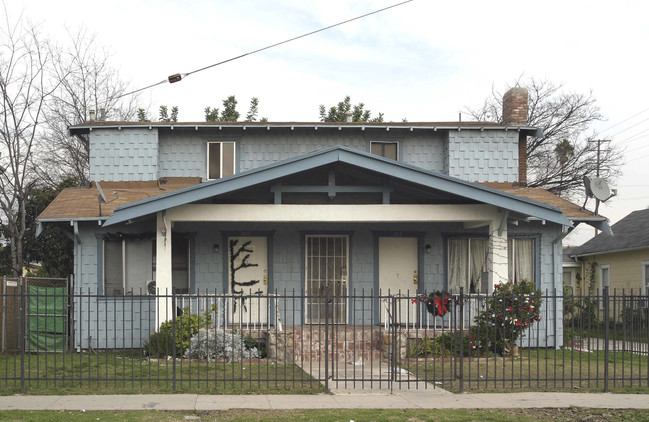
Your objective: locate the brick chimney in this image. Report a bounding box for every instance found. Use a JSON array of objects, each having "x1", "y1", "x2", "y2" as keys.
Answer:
[
  {"x1": 502, "y1": 87, "x2": 529, "y2": 185},
  {"x1": 502, "y1": 87, "x2": 528, "y2": 124}
]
